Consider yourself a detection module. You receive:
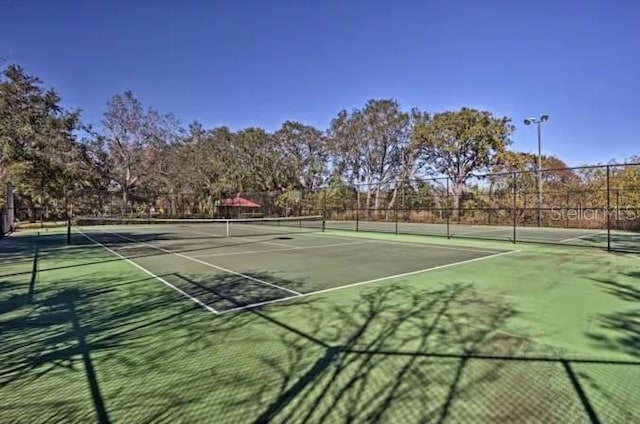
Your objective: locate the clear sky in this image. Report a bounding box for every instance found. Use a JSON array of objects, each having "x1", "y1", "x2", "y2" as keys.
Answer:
[{"x1": 1, "y1": 0, "x2": 638, "y2": 166}]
